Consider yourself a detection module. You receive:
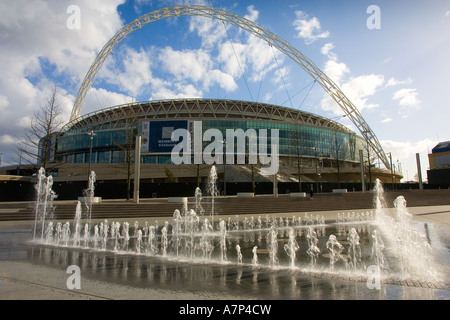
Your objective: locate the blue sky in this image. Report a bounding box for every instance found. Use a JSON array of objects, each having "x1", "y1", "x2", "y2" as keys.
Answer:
[{"x1": 0, "y1": 0, "x2": 449, "y2": 182}]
